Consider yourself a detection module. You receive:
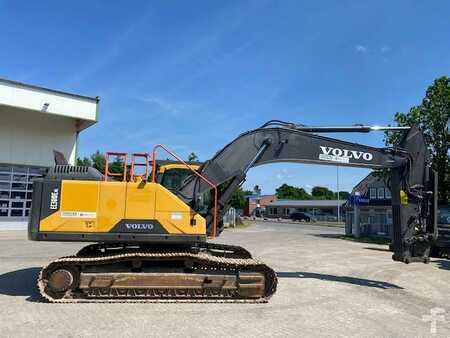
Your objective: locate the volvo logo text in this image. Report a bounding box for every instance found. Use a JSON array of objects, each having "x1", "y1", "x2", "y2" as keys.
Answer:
[
  {"x1": 125, "y1": 223, "x2": 154, "y2": 231},
  {"x1": 319, "y1": 146, "x2": 373, "y2": 161}
]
